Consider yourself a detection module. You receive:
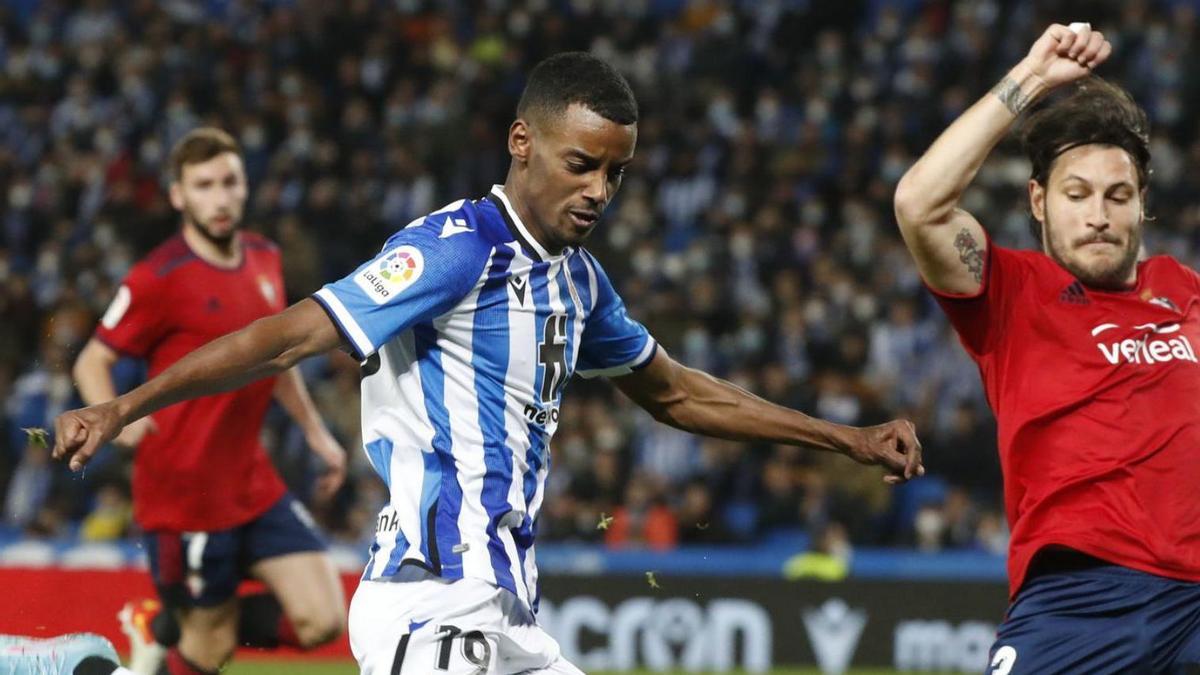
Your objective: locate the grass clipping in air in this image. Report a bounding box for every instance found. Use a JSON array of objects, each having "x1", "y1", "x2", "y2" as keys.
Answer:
[{"x1": 22, "y1": 427, "x2": 49, "y2": 448}]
